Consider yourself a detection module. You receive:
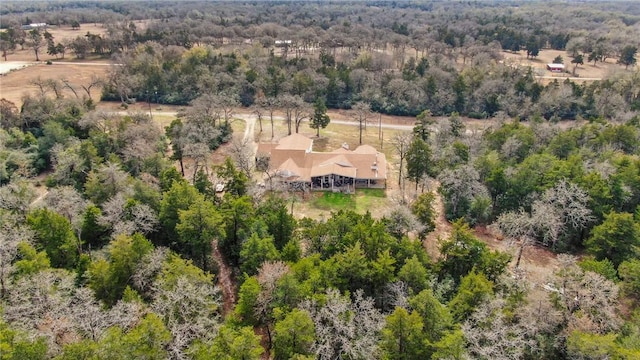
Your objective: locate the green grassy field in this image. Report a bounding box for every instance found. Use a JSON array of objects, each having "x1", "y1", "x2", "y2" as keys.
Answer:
[{"x1": 310, "y1": 188, "x2": 387, "y2": 213}]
